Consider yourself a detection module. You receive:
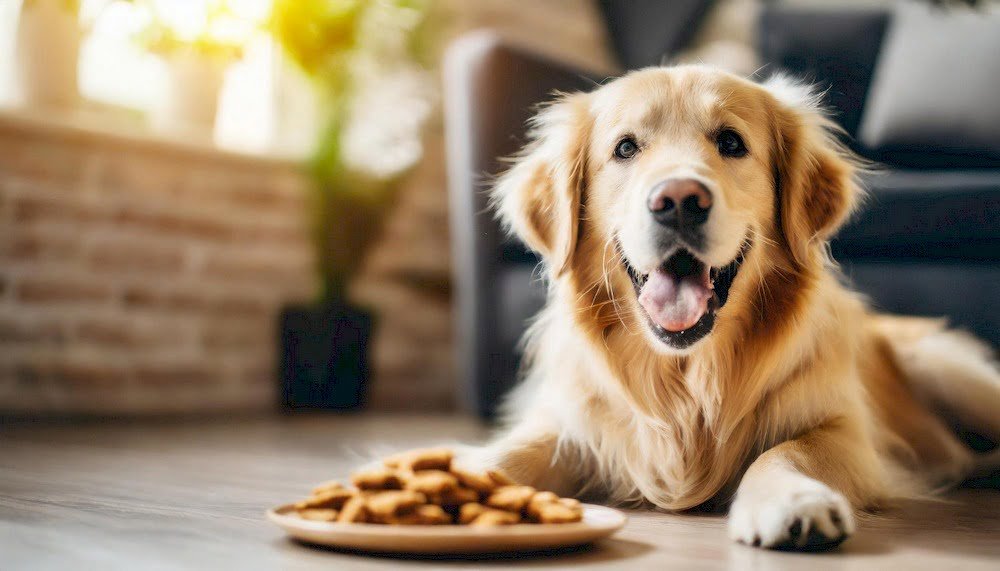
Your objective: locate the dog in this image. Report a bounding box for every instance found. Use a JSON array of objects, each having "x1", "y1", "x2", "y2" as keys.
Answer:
[{"x1": 472, "y1": 65, "x2": 1000, "y2": 550}]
